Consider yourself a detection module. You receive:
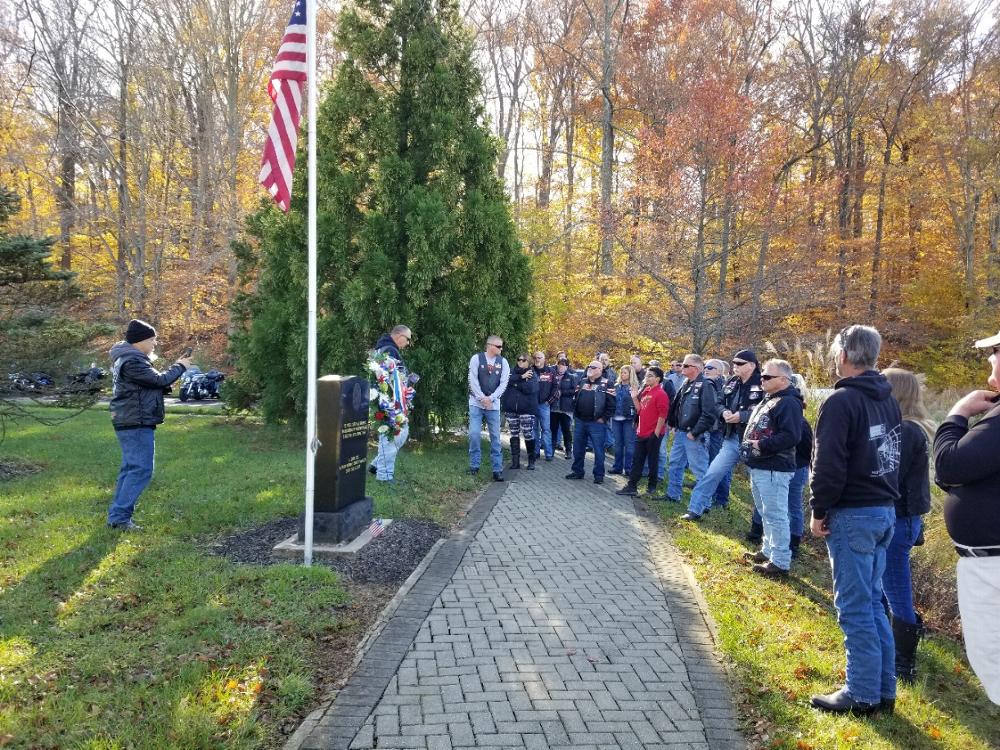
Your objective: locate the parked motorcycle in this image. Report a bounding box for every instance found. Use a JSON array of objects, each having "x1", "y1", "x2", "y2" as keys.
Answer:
[
  {"x1": 179, "y1": 368, "x2": 225, "y2": 401},
  {"x1": 5, "y1": 371, "x2": 54, "y2": 392},
  {"x1": 65, "y1": 365, "x2": 106, "y2": 394}
]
